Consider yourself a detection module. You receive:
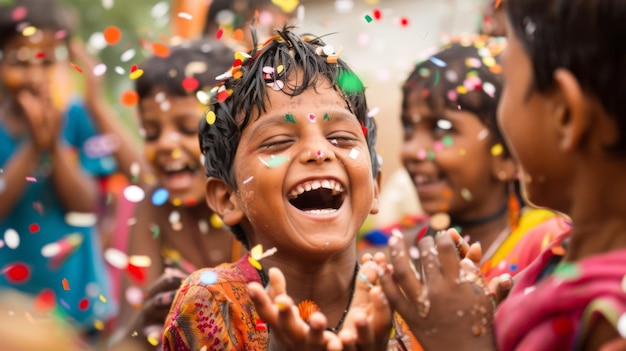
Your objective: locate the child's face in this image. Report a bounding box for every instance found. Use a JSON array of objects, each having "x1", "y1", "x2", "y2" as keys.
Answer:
[
  {"x1": 497, "y1": 25, "x2": 571, "y2": 212},
  {"x1": 0, "y1": 30, "x2": 65, "y2": 101},
  {"x1": 401, "y1": 92, "x2": 504, "y2": 218},
  {"x1": 140, "y1": 91, "x2": 206, "y2": 205},
  {"x1": 229, "y1": 78, "x2": 379, "y2": 254}
]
